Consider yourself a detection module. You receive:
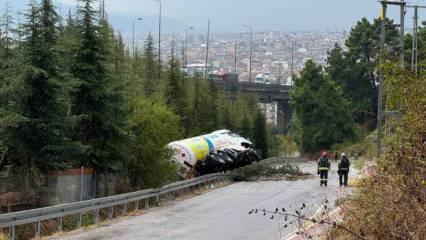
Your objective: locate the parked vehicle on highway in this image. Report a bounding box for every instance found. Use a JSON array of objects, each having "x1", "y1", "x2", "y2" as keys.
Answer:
[{"x1": 167, "y1": 130, "x2": 259, "y2": 179}]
